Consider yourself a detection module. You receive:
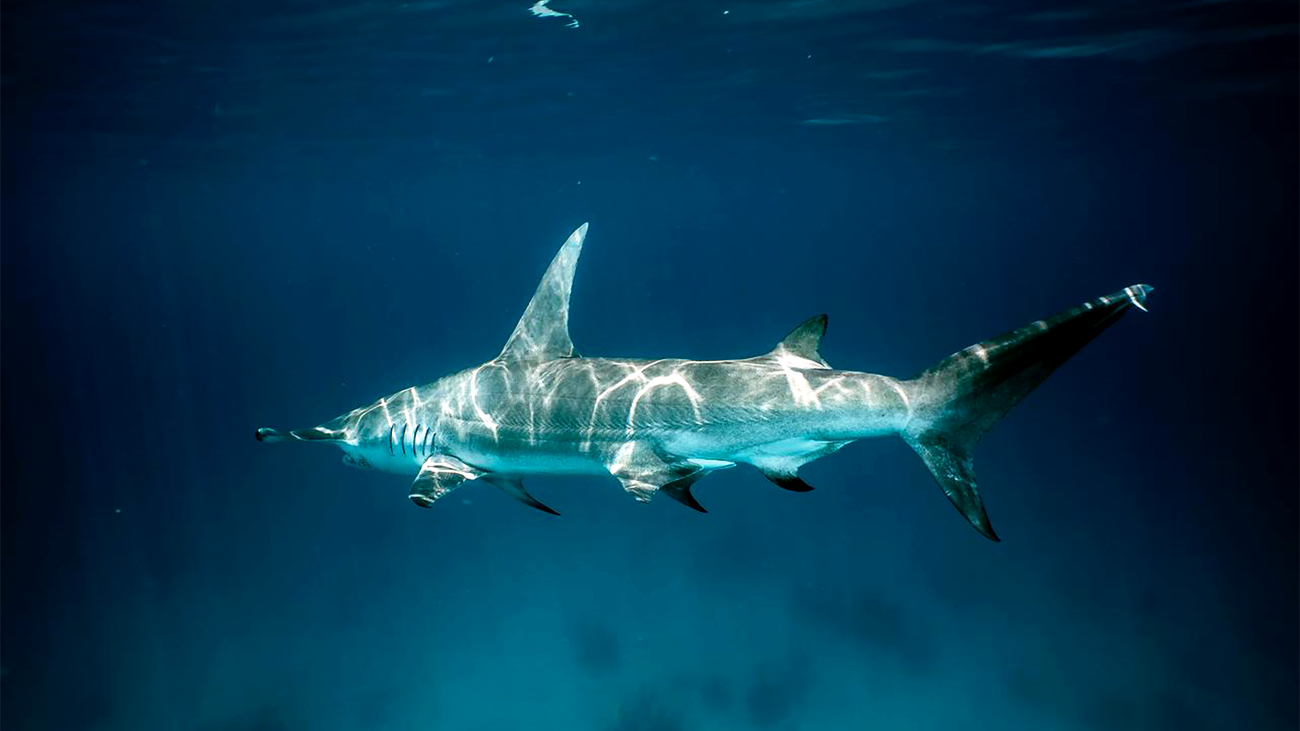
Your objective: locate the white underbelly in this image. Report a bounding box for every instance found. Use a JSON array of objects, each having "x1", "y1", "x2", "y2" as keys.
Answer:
[
  {"x1": 340, "y1": 443, "x2": 424, "y2": 475},
  {"x1": 451, "y1": 442, "x2": 611, "y2": 476}
]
